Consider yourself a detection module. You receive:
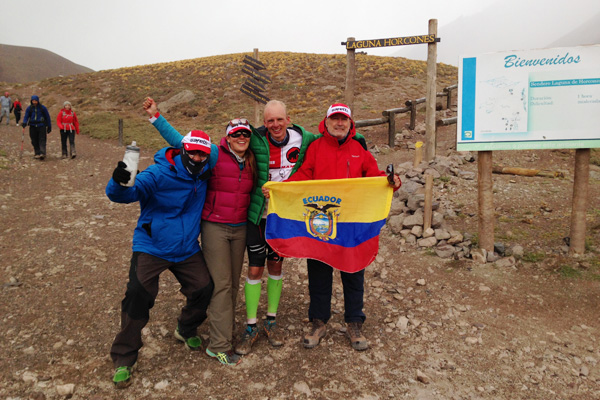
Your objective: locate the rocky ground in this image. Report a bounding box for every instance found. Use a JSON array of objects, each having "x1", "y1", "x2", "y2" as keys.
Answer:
[{"x1": 1, "y1": 121, "x2": 599, "y2": 400}]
